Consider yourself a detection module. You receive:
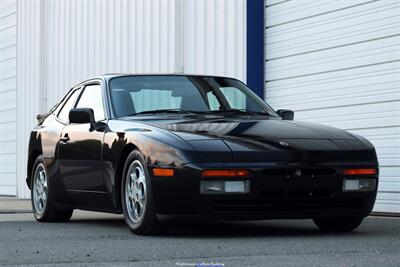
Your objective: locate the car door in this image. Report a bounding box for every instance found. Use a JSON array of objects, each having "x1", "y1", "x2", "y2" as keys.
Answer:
[{"x1": 58, "y1": 83, "x2": 107, "y2": 198}]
